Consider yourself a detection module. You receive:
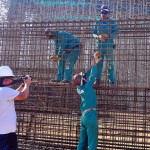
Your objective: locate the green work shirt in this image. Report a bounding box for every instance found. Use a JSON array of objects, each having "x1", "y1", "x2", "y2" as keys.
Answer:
[{"x1": 77, "y1": 66, "x2": 97, "y2": 115}]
